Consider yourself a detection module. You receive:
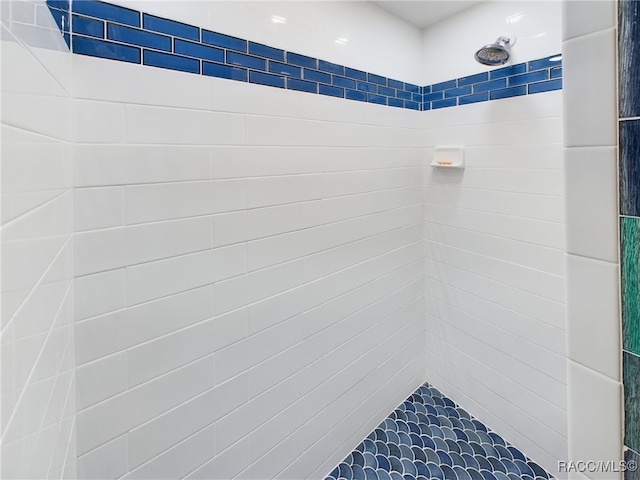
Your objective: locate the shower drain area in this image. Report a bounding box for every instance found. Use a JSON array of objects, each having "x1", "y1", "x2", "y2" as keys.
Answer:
[{"x1": 325, "y1": 383, "x2": 553, "y2": 480}]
